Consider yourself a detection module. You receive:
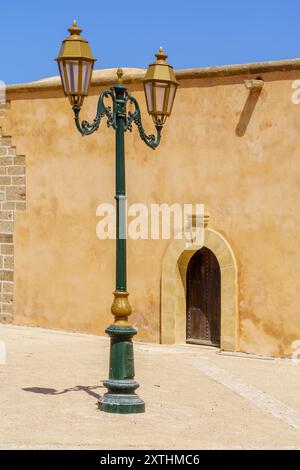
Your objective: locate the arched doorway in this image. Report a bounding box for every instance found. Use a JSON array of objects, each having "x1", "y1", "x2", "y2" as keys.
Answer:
[
  {"x1": 161, "y1": 227, "x2": 238, "y2": 351},
  {"x1": 186, "y1": 247, "x2": 221, "y2": 346}
]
